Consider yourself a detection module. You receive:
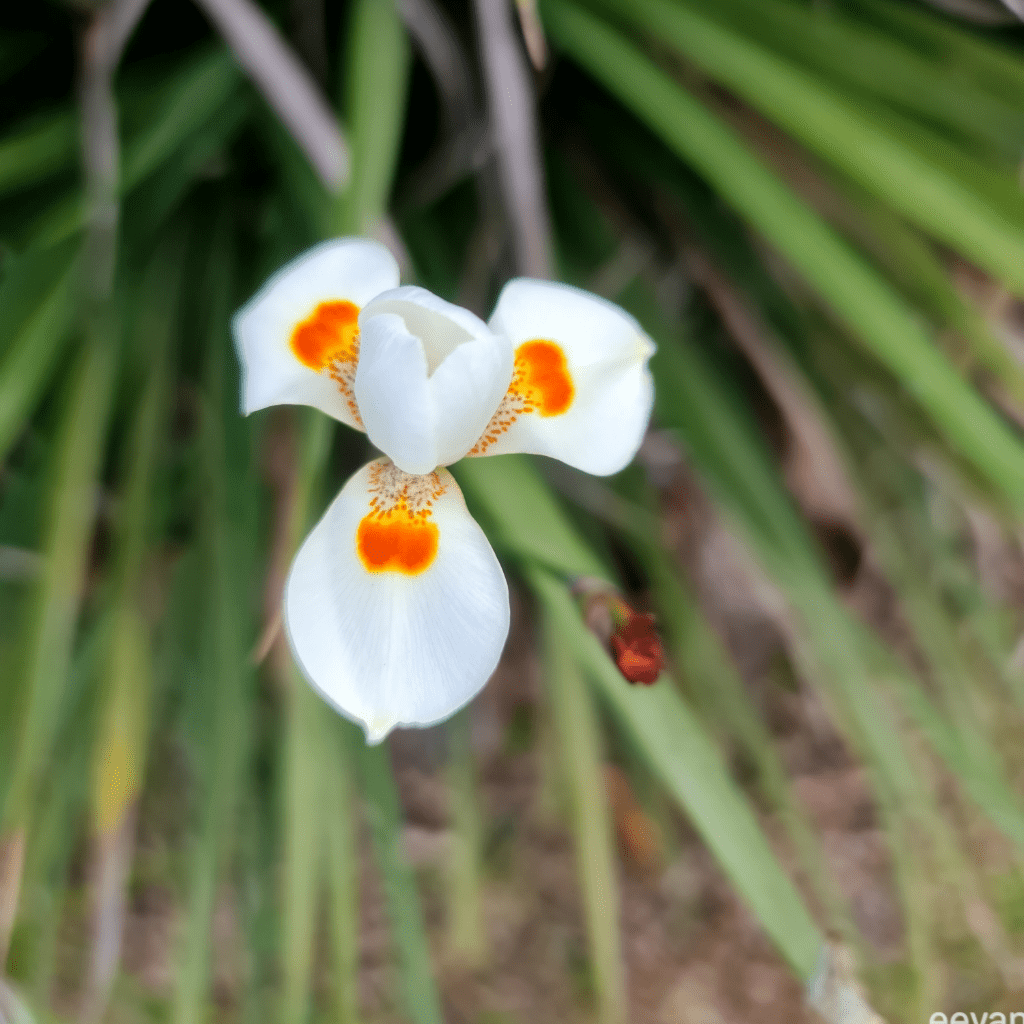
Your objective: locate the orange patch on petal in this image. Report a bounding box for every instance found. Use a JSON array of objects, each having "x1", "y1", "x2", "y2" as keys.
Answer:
[
  {"x1": 357, "y1": 517, "x2": 438, "y2": 575},
  {"x1": 291, "y1": 300, "x2": 360, "y2": 370},
  {"x1": 468, "y1": 338, "x2": 575, "y2": 455},
  {"x1": 515, "y1": 339, "x2": 574, "y2": 416},
  {"x1": 355, "y1": 462, "x2": 446, "y2": 575}
]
